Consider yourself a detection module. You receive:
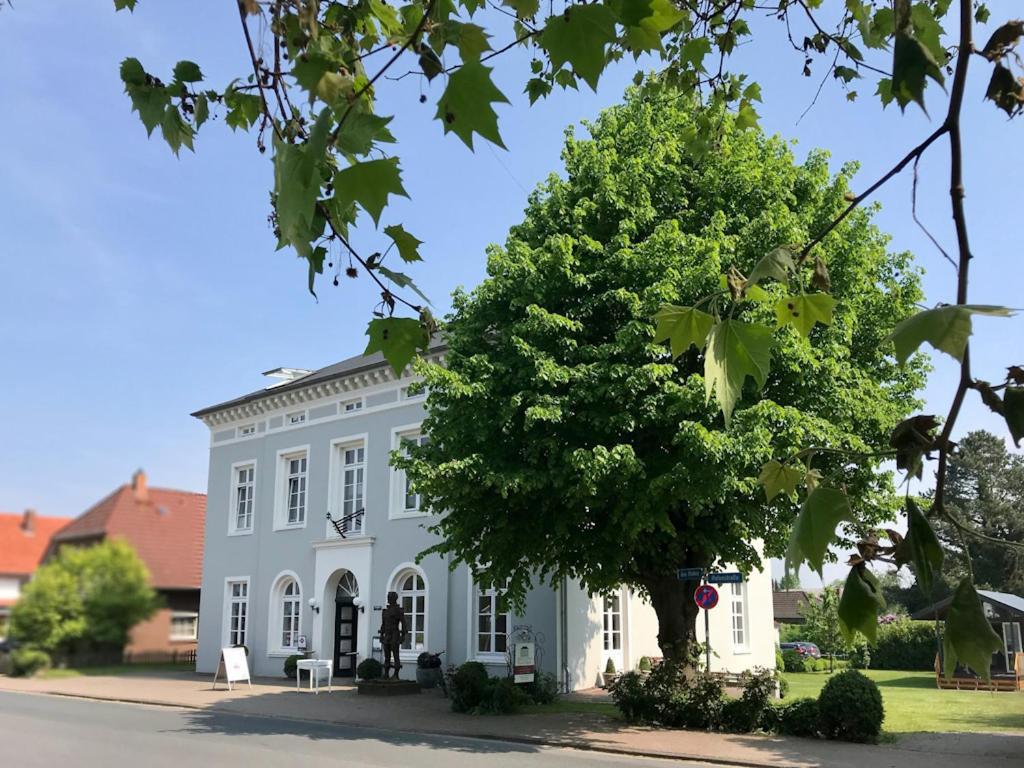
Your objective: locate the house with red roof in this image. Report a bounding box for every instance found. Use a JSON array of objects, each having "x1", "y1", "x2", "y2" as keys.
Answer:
[
  {"x1": 47, "y1": 470, "x2": 206, "y2": 656},
  {"x1": 0, "y1": 509, "x2": 73, "y2": 640}
]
